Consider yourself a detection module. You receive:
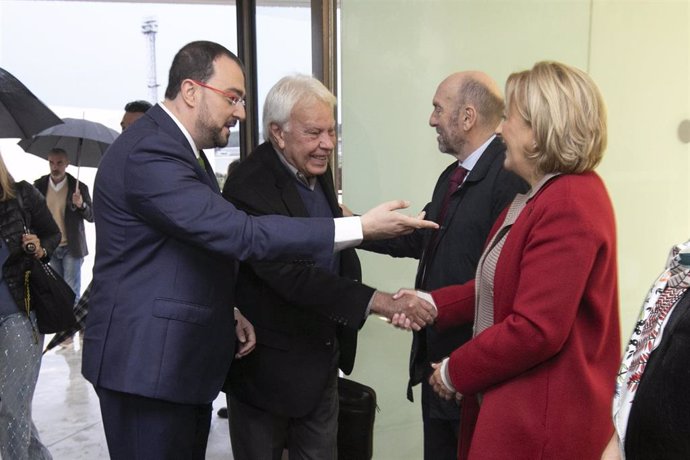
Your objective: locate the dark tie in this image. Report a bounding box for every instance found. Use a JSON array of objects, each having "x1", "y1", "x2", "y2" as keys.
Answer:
[
  {"x1": 198, "y1": 150, "x2": 214, "y2": 178},
  {"x1": 437, "y1": 166, "x2": 467, "y2": 224}
]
